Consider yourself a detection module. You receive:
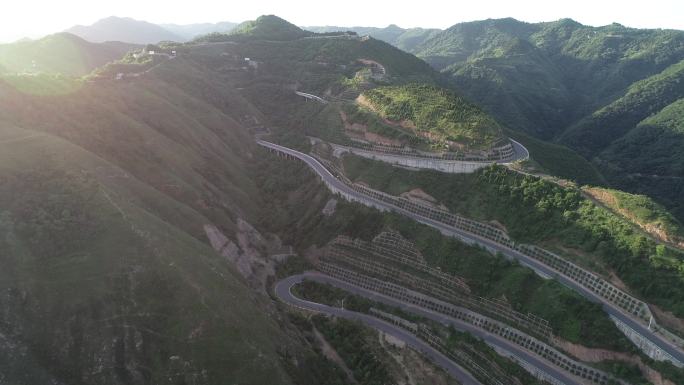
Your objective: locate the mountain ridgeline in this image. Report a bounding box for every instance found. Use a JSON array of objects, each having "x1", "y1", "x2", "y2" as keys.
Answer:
[
  {"x1": 65, "y1": 16, "x2": 237, "y2": 44},
  {"x1": 0, "y1": 33, "x2": 136, "y2": 76}
]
